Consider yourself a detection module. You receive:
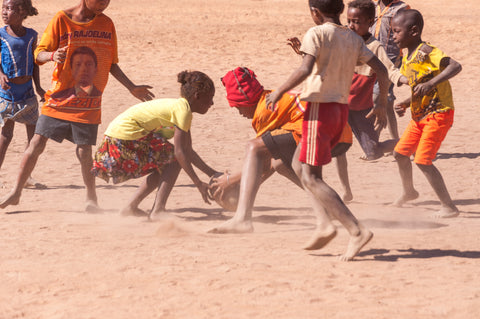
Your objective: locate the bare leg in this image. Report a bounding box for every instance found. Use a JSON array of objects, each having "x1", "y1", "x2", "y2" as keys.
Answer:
[
  {"x1": 0, "y1": 120, "x2": 14, "y2": 170},
  {"x1": 149, "y1": 162, "x2": 182, "y2": 220},
  {"x1": 0, "y1": 134, "x2": 48, "y2": 208},
  {"x1": 271, "y1": 158, "x2": 302, "y2": 188},
  {"x1": 334, "y1": 153, "x2": 353, "y2": 202},
  {"x1": 417, "y1": 163, "x2": 459, "y2": 218},
  {"x1": 208, "y1": 138, "x2": 271, "y2": 233},
  {"x1": 23, "y1": 124, "x2": 46, "y2": 189},
  {"x1": 76, "y1": 144, "x2": 99, "y2": 213},
  {"x1": 392, "y1": 151, "x2": 419, "y2": 206},
  {"x1": 298, "y1": 145, "x2": 372, "y2": 260}
]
